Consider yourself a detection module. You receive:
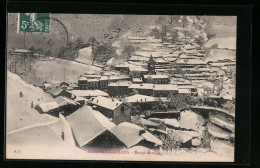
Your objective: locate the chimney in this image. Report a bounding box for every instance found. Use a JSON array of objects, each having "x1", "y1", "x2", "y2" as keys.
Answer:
[{"x1": 96, "y1": 100, "x2": 99, "y2": 103}]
